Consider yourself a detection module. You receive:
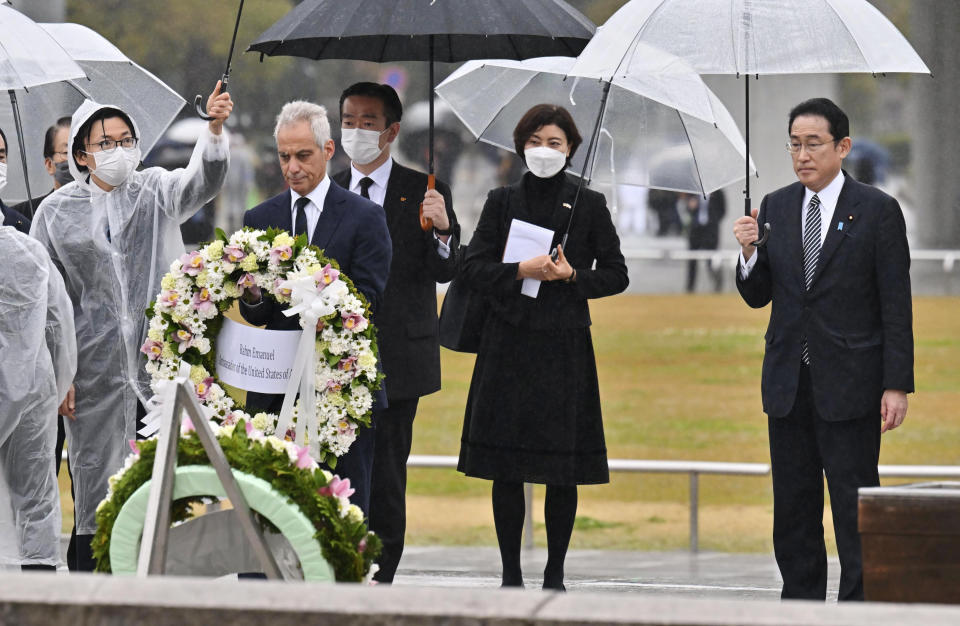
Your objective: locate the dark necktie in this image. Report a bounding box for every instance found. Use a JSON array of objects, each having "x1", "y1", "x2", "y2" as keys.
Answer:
[
  {"x1": 358, "y1": 177, "x2": 374, "y2": 199},
  {"x1": 801, "y1": 193, "x2": 822, "y2": 364},
  {"x1": 294, "y1": 196, "x2": 310, "y2": 237}
]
